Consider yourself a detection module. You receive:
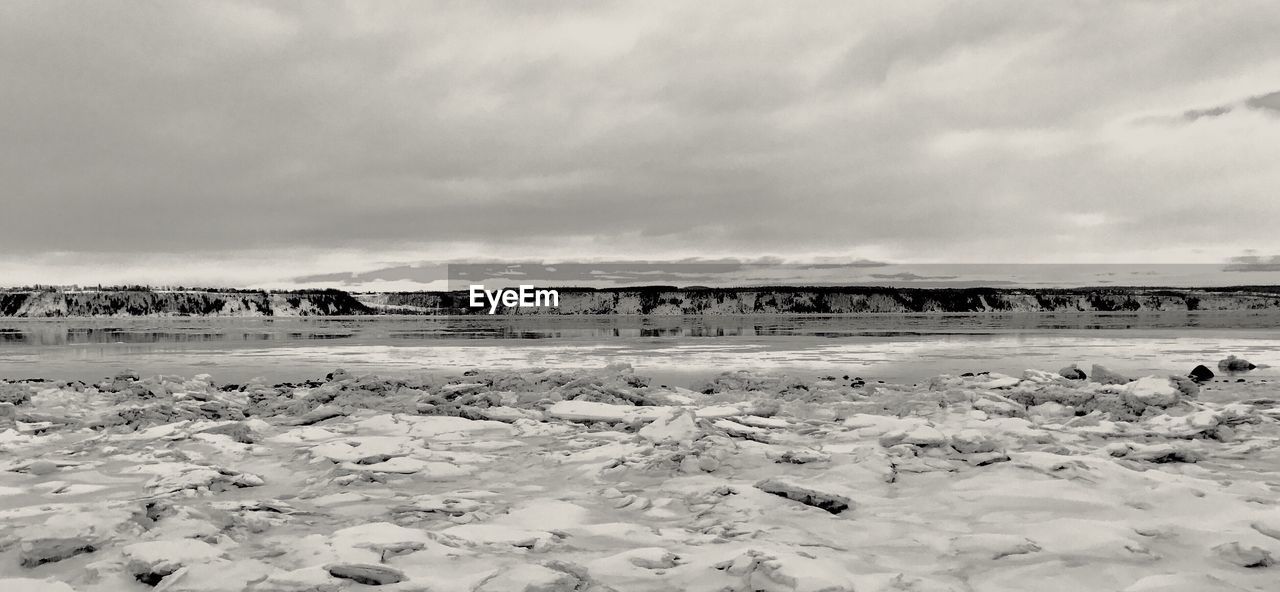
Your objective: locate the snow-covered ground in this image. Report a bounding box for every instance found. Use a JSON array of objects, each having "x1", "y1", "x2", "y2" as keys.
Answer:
[{"x1": 1, "y1": 364, "x2": 1277, "y2": 591}]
